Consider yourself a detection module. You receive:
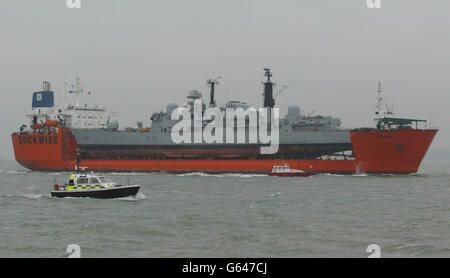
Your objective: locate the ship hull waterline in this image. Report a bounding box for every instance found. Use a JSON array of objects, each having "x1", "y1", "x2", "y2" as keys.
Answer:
[{"x1": 11, "y1": 128, "x2": 438, "y2": 175}]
